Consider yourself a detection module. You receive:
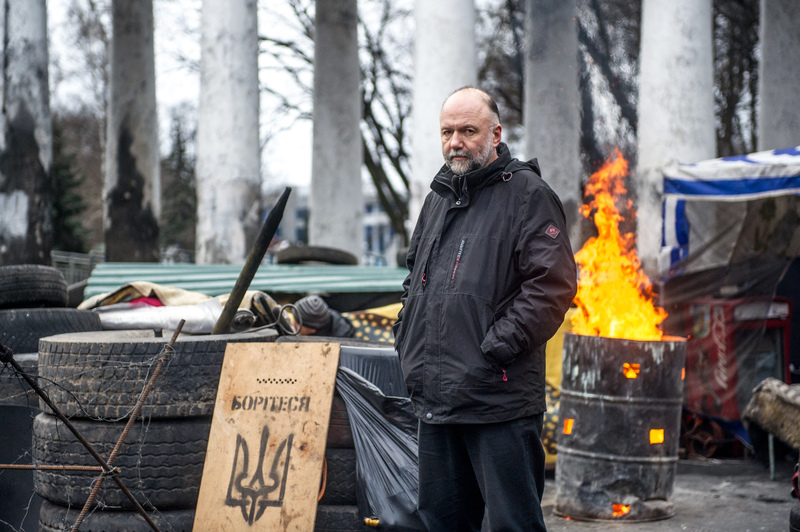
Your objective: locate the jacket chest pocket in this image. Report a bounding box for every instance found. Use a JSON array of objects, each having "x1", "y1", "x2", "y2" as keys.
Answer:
[{"x1": 446, "y1": 235, "x2": 509, "y2": 299}]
